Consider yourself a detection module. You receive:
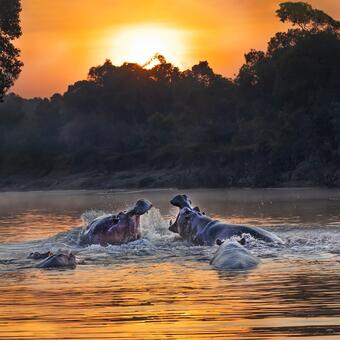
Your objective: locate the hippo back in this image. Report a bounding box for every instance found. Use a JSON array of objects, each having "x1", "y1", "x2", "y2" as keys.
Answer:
[
  {"x1": 210, "y1": 242, "x2": 260, "y2": 270},
  {"x1": 197, "y1": 221, "x2": 283, "y2": 245},
  {"x1": 79, "y1": 214, "x2": 115, "y2": 245}
]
